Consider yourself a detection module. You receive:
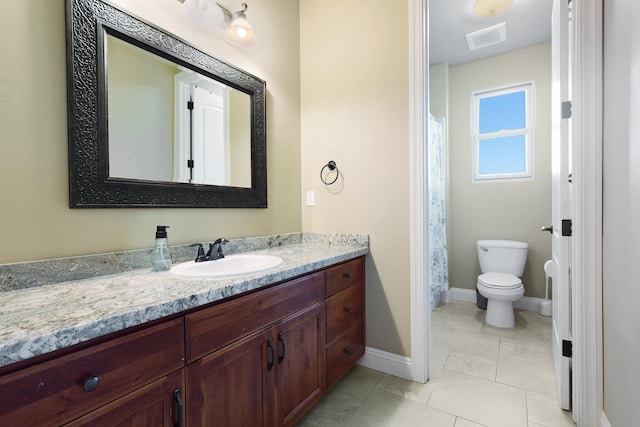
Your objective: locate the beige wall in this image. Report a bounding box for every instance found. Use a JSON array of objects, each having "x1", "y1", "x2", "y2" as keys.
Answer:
[
  {"x1": 107, "y1": 36, "x2": 176, "y2": 181},
  {"x1": 447, "y1": 43, "x2": 552, "y2": 298},
  {"x1": 0, "y1": 0, "x2": 301, "y2": 263},
  {"x1": 300, "y1": 0, "x2": 411, "y2": 357}
]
